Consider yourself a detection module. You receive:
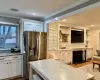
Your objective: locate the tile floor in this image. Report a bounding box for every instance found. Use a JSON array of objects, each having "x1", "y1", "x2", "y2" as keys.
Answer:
[
  {"x1": 70, "y1": 61, "x2": 100, "y2": 80},
  {"x1": 77, "y1": 64, "x2": 100, "y2": 80}
]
